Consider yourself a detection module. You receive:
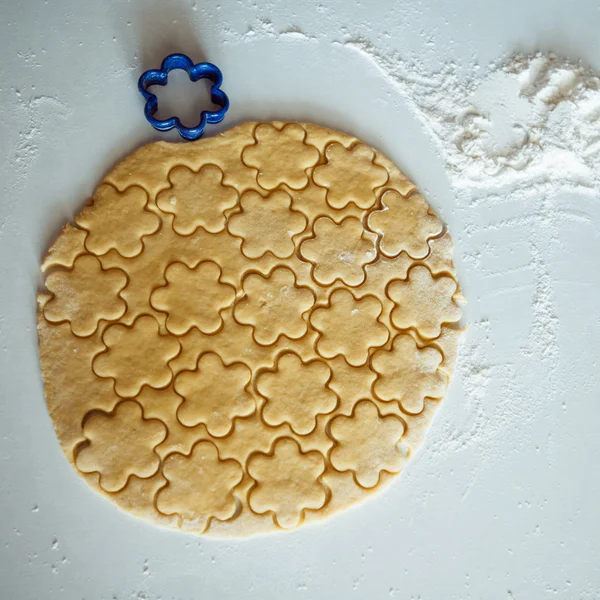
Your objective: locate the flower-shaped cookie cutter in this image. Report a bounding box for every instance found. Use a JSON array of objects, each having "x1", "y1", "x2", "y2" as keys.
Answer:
[{"x1": 138, "y1": 53, "x2": 229, "y2": 141}]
